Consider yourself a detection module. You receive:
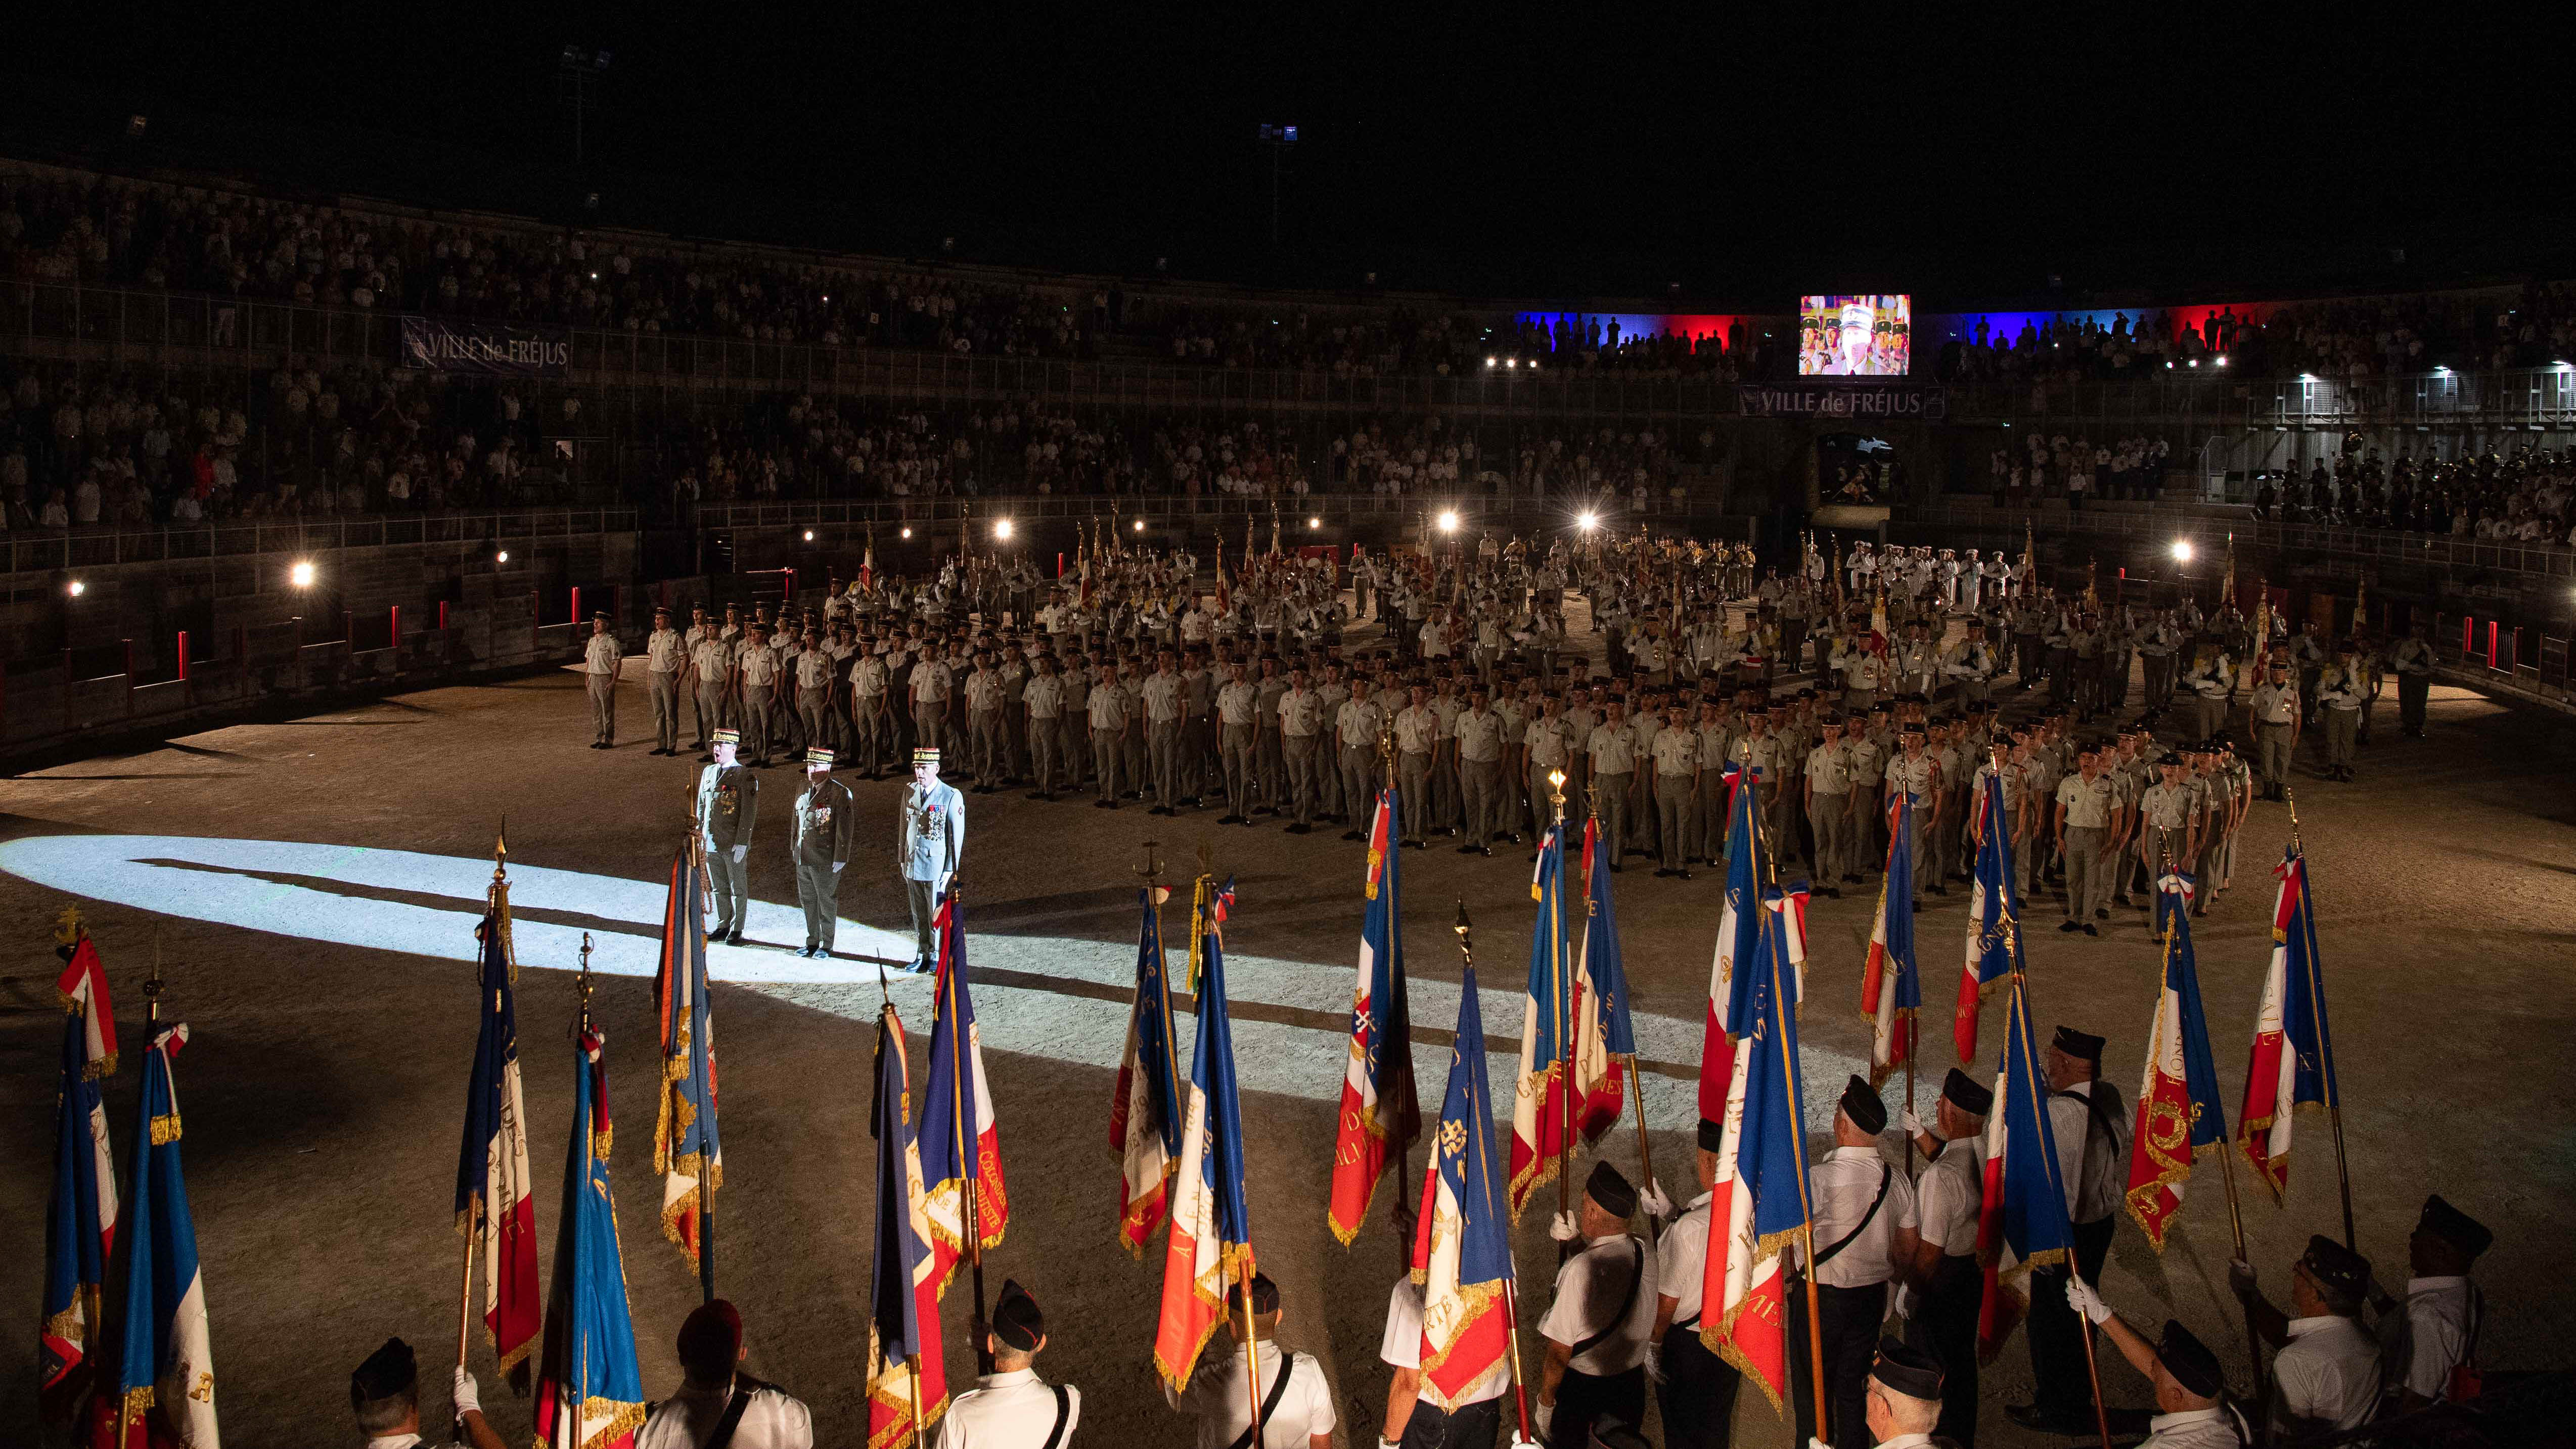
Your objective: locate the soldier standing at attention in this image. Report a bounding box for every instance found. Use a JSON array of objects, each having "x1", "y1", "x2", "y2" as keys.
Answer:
[
  {"x1": 644, "y1": 606, "x2": 685, "y2": 755},
  {"x1": 1335, "y1": 677, "x2": 1388, "y2": 843},
  {"x1": 690, "y1": 622, "x2": 733, "y2": 761},
  {"x1": 1585, "y1": 698, "x2": 1639, "y2": 872},
  {"x1": 1022, "y1": 652, "x2": 1066, "y2": 801},
  {"x1": 1535, "y1": 1163, "x2": 1657, "y2": 1449},
  {"x1": 897, "y1": 747, "x2": 965, "y2": 974},
  {"x1": 682, "y1": 605, "x2": 719, "y2": 751},
  {"x1": 911, "y1": 638, "x2": 956, "y2": 756},
  {"x1": 737, "y1": 623, "x2": 779, "y2": 767},
  {"x1": 790, "y1": 747, "x2": 855, "y2": 960},
  {"x1": 2316, "y1": 645, "x2": 2367, "y2": 782},
  {"x1": 2247, "y1": 661, "x2": 2300, "y2": 801},
  {"x1": 1650, "y1": 700, "x2": 1700, "y2": 879},
  {"x1": 696, "y1": 729, "x2": 758, "y2": 946},
  {"x1": 1901, "y1": 1067, "x2": 1991, "y2": 1446},
  {"x1": 1789, "y1": 1077, "x2": 1920, "y2": 1449},
  {"x1": 2388, "y1": 620, "x2": 2435, "y2": 738},
  {"x1": 583, "y1": 613, "x2": 622, "y2": 749},
  {"x1": 1279, "y1": 665, "x2": 1325, "y2": 835}
]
